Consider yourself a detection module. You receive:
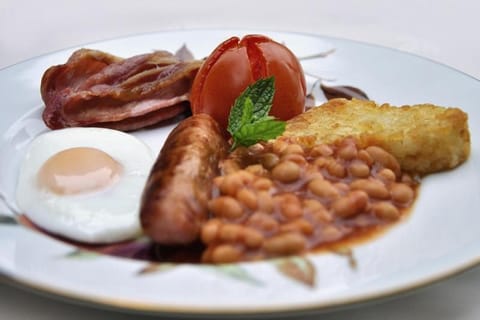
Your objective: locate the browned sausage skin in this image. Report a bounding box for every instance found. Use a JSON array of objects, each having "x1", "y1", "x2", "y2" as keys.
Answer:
[{"x1": 140, "y1": 114, "x2": 228, "y2": 245}]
